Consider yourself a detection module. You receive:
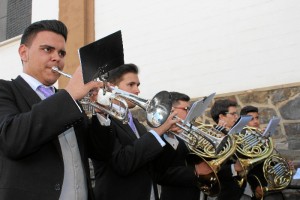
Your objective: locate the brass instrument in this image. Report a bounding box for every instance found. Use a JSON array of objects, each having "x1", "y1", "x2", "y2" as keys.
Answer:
[
  {"x1": 81, "y1": 90, "x2": 129, "y2": 122},
  {"x1": 233, "y1": 126, "x2": 293, "y2": 199},
  {"x1": 169, "y1": 95, "x2": 229, "y2": 155},
  {"x1": 173, "y1": 120, "x2": 229, "y2": 154},
  {"x1": 108, "y1": 87, "x2": 172, "y2": 127},
  {"x1": 233, "y1": 126, "x2": 274, "y2": 187},
  {"x1": 185, "y1": 123, "x2": 236, "y2": 197},
  {"x1": 52, "y1": 66, "x2": 172, "y2": 127},
  {"x1": 248, "y1": 150, "x2": 293, "y2": 200},
  {"x1": 263, "y1": 154, "x2": 293, "y2": 191}
]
